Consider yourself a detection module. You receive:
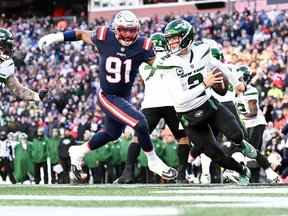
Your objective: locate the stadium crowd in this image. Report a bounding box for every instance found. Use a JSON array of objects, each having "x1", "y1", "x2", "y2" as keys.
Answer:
[{"x1": 0, "y1": 8, "x2": 288, "y2": 184}]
